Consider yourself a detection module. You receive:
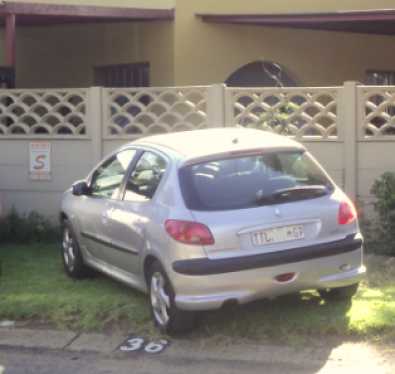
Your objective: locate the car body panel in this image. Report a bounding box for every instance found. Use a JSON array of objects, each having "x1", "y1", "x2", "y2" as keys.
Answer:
[{"x1": 61, "y1": 128, "x2": 364, "y2": 312}]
